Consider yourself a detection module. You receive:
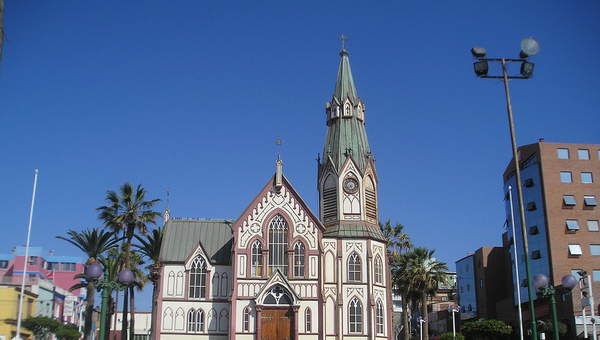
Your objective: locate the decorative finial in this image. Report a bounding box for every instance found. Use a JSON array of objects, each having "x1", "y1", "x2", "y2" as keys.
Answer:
[
  {"x1": 339, "y1": 34, "x2": 348, "y2": 54},
  {"x1": 275, "y1": 137, "x2": 283, "y2": 160}
]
